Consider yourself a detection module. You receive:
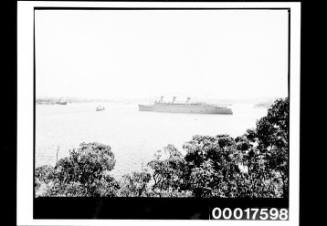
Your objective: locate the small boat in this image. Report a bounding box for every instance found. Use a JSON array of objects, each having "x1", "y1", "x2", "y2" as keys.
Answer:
[
  {"x1": 56, "y1": 98, "x2": 67, "y2": 105},
  {"x1": 96, "y1": 105, "x2": 105, "y2": 111}
]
